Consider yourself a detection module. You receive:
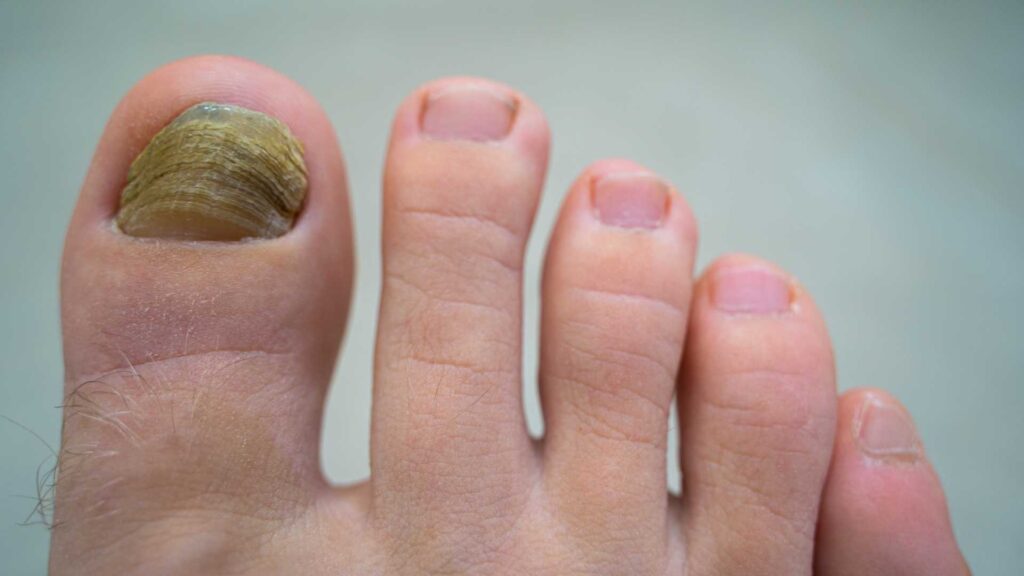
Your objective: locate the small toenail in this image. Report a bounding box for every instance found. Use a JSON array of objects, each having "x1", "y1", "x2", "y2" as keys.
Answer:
[
  {"x1": 116, "y1": 102, "x2": 307, "y2": 241},
  {"x1": 591, "y1": 172, "x2": 669, "y2": 229},
  {"x1": 853, "y1": 395, "x2": 922, "y2": 463},
  {"x1": 421, "y1": 84, "x2": 516, "y2": 142},
  {"x1": 710, "y1": 266, "x2": 792, "y2": 314}
]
